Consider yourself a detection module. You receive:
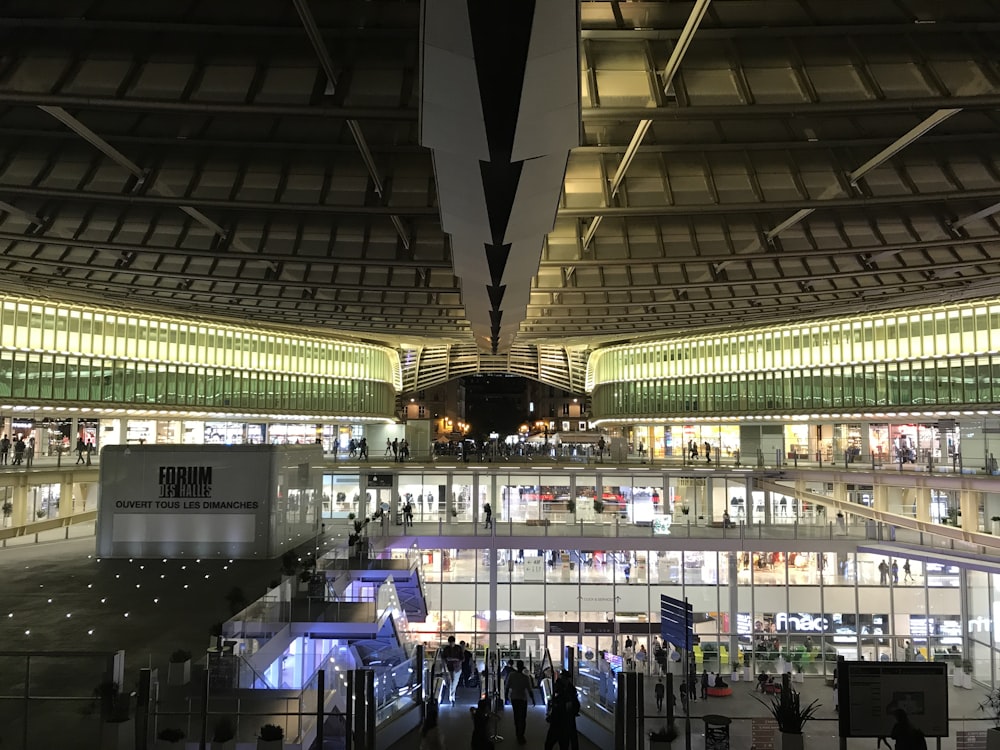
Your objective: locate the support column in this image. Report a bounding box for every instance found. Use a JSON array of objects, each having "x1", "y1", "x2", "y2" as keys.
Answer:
[
  {"x1": 11, "y1": 482, "x2": 28, "y2": 526},
  {"x1": 872, "y1": 483, "x2": 889, "y2": 514},
  {"x1": 705, "y1": 477, "x2": 713, "y2": 522},
  {"x1": 347, "y1": 669, "x2": 375, "y2": 750},
  {"x1": 960, "y1": 489, "x2": 981, "y2": 533},
  {"x1": 614, "y1": 671, "x2": 644, "y2": 750},
  {"x1": 763, "y1": 487, "x2": 772, "y2": 527},
  {"x1": 728, "y1": 553, "x2": 739, "y2": 672},
  {"x1": 745, "y1": 476, "x2": 754, "y2": 526},
  {"x1": 914, "y1": 486, "x2": 932, "y2": 523},
  {"x1": 488, "y1": 521, "x2": 498, "y2": 657},
  {"x1": 58, "y1": 478, "x2": 73, "y2": 518},
  {"x1": 859, "y1": 422, "x2": 872, "y2": 460}
]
